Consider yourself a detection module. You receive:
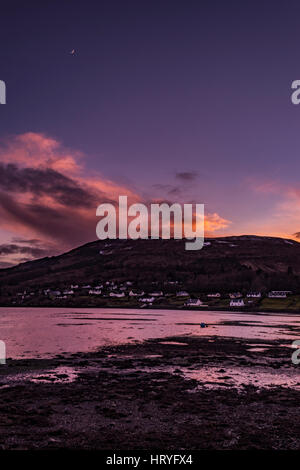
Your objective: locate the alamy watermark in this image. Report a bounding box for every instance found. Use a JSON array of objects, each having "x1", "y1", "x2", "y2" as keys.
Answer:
[
  {"x1": 0, "y1": 340, "x2": 6, "y2": 365},
  {"x1": 0, "y1": 80, "x2": 6, "y2": 104},
  {"x1": 96, "y1": 196, "x2": 204, "y2": 250}
]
